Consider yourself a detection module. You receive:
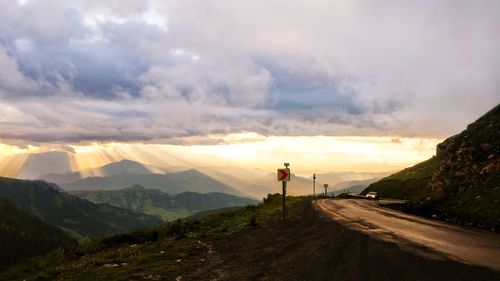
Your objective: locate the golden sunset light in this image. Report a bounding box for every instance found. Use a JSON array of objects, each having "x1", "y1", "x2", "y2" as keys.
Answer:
[{"x1": 0, "y1": 134, "x2": 442, "y2": 178}]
